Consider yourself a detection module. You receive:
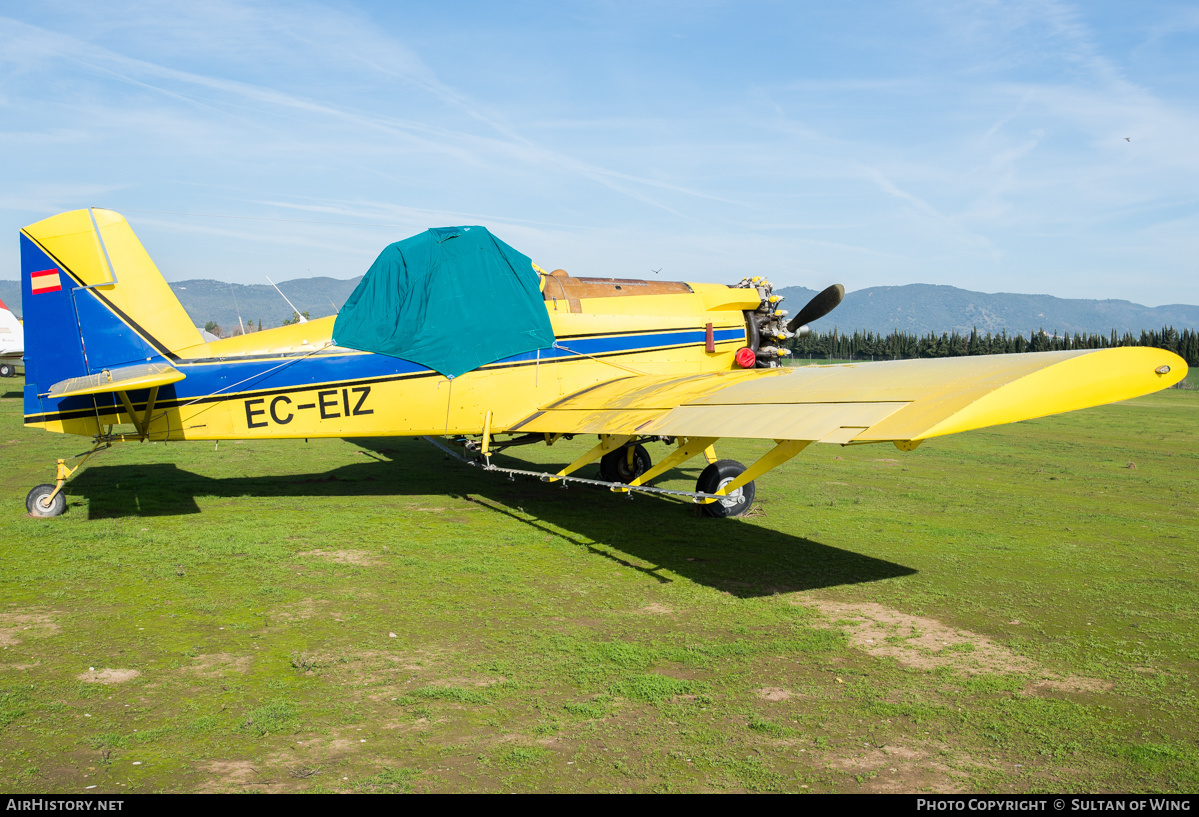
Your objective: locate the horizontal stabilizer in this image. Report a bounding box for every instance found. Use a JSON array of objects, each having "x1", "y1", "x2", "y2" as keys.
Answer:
[{"x1": 46, "y1": 362, "x2": 185, "y2": 399}]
